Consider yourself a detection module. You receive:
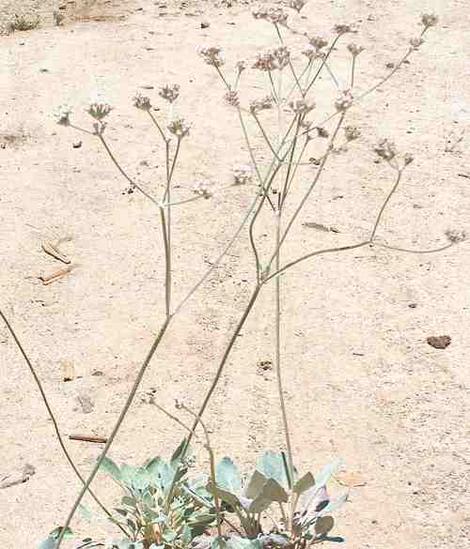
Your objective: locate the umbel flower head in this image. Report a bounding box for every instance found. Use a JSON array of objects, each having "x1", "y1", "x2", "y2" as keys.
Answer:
[
  {"x1": 193, "y1": 181, "x2": 213, "y2": 199},
  {"x1": 159, "y1": 84, "x2": 180, "y2": 103},
  {"x1": 233, "y1": 164, "x2": 253, "y2": 186},
  {"x1": 309, "y1": 35, "x2": 328, "y2": 51},
  {"x1": 236, "y1": 60, "x2": 246, "y2": 74},
  {"x1": 374, "y1": 138, "x2": 397, "y2": 161},
  {"x1": 168, "y1": 117, "x2": 190, "y2": 139},
  {"x1": 421, "y1": 13, "x2": 438, "y2": 28},
  {"x1": 55, "y1": 104, "x2": 72, "y2": 126},
  {"x1": 334, "y1": 90, "x2": 353, "y2": 111},
  {"x1": 224, "y1": 90, "x2": 240, "y2": 108},
  {"x1": 133, "y1": 93, "x2": 152, "y2": 111},
  {"x1": 253, "y1": 46, "x2": 290, "y2": 72},
  {"x1": 252, "y1": 6, "x2": 289, "y2": 26},
  {"x1": 302, "y1": 45, "x2": 323, "y2": 61},
  {"x1": 347, "y1": 43, "x2": 364, "y2": 57},
  {"x1": 289, "y1": 98, "x2": 315, "y2": 115},
  {"x1": 87, "y1": 102, "x2": 112, "y2": 121},
  {"x1": 249, "y1": 95, "x2": 274, "y2": 113},
  {"x1": 289, "y1": 0, "x2": 307, "y2": 13},
  {"x1": 344, "y1": 125, "x2": 360, "y2": 141},
  {"x1": 333, "y1": 23, "x2": 354, "y2": 35},
  {"x1": 198, "y1": 46, "x2": 225, "y2": 67}
]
